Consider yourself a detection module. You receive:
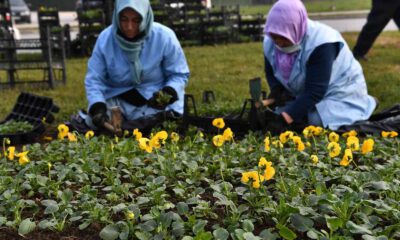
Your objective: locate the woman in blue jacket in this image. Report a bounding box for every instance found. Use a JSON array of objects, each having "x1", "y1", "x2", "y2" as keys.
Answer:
[
  {"x1": 262, "y1": 0, "x2": 377, "y2": 131},
  {"x1": 84, "y1": 0, "x2": 190, "y2": 129}
]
